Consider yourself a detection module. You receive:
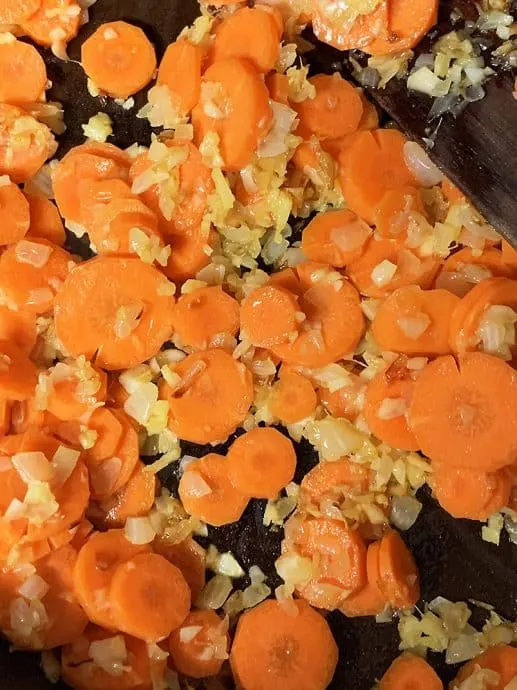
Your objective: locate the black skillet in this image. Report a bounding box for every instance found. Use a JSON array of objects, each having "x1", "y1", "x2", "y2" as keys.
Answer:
[{"x1": 2, "y1": 1, "x2": 517, "y2": 688}]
